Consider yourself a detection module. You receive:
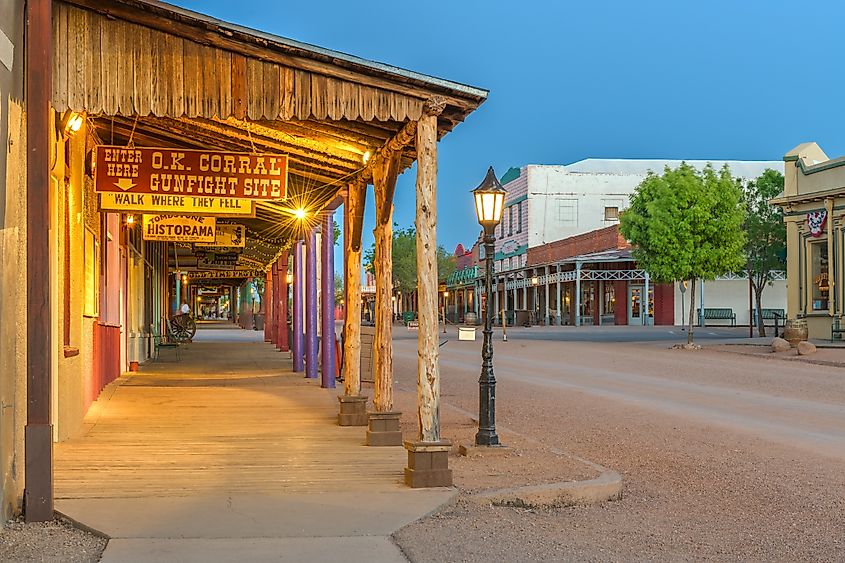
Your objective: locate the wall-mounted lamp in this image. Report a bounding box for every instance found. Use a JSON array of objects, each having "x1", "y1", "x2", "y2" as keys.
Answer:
[
  {"x1": 362, "y1": 150, "x2": 372, "y2": 164},
  {"x1": 286, "y1": 273, "x2": 293, "y2": 284},
  {"x1": 294, "y1": 208, "x2": 307, "y2": 220},
  {"x1": 125, "y1": 215, "x2": 135, "y2": 226},
  {"x1": 85, "y1": 148, "x2": 96, "y2": 178},
  {"x1": 59, "y1": 111, "x2": 84, "y2": 138},
  {"x1": 181, "y1": 273, "x2": 188, "y2": 285},
  {"x1": 531, "y1": 276, "x2": 539, "y2": 286}
]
